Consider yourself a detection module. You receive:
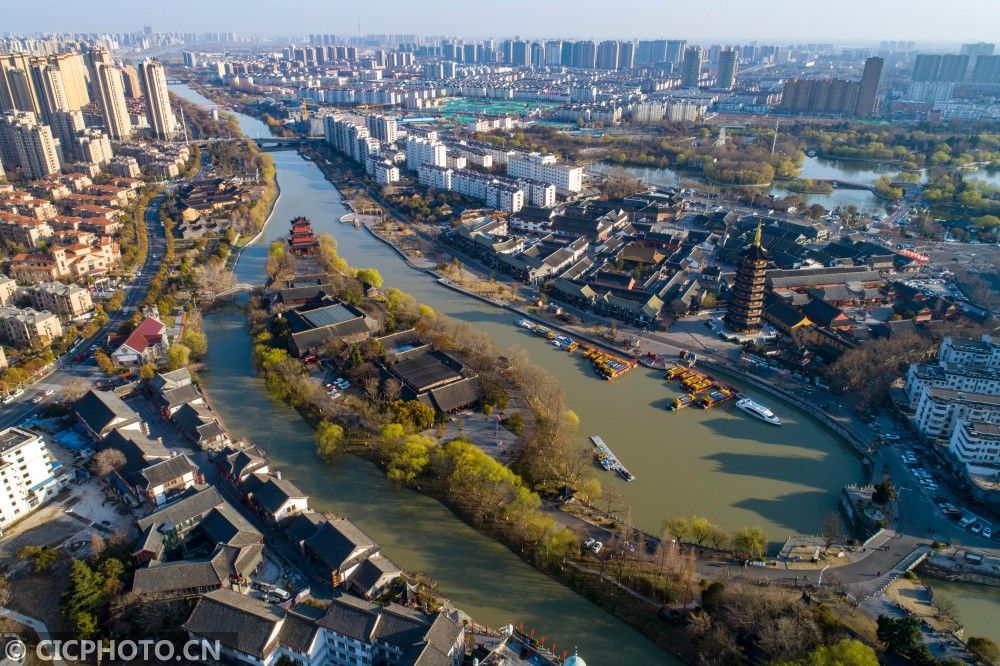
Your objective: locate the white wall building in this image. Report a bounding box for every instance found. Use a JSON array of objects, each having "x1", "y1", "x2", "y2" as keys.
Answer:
[
  {"x1": 405, "y1": 135, "x2": 447, "y2": 171},
  {"x1": 507, "y1": 152, "x2": 583, "y2": 192},
  {"x1": 949, "y1": 420, "x2": 1000, "y2": 468},
  {"x1": 418, "y1": 164, "x2": 452, "y2": 190},
  {"x1": 912, "y1": 387, "x2": 1000, "y2": 441},
  {"x1": 0, "y1": 427, "x2": 66, "y2": 533}
]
